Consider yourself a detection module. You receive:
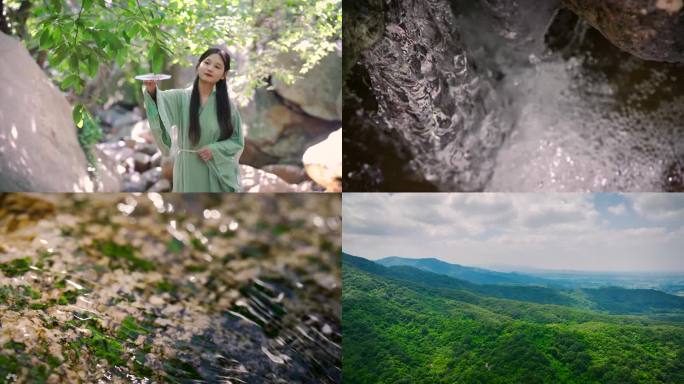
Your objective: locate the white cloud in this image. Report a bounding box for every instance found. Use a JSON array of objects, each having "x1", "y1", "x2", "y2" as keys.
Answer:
[
  {"x1": 631, "y1": 194, "x2": 684, "y2": 221},
  {"x1": 343, "y1": 193, "x2": 684, "y2": 272},
  {"x1": 607, "y1": 203, "x2": 626, "y2": 215}
]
